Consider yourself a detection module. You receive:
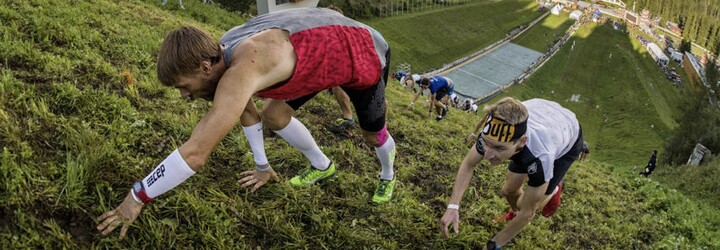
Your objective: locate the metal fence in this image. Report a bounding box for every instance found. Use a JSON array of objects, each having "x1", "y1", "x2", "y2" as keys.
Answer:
[{"x1": 378, "y1": 0, "x2": 476, "y2": 18}]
